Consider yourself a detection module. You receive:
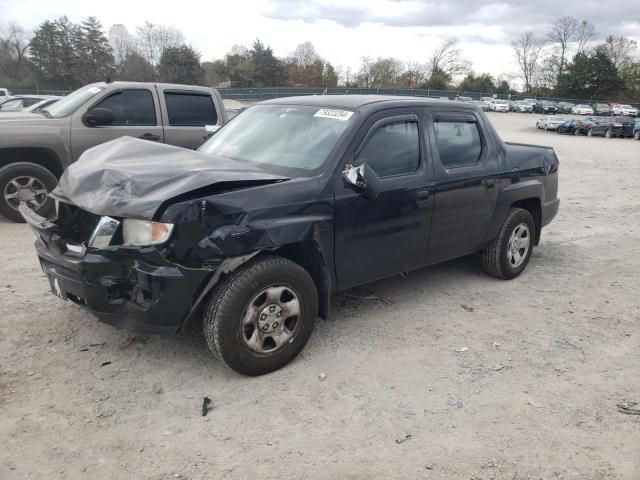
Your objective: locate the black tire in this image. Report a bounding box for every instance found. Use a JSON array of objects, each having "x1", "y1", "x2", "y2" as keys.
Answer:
[
  {"x1": 634, "y1": 131, "x2": 640, "y2": 140},
  {"x1": 605, "y1": 129, "x2": 612, "y2": 139},
  {"x1": 481, "y1": 208, "x2": 536, "y2": 280},
  {"x1": 587, "y1": 129, "x2": 593, "y2": 137},
  {"x1": 203, "y1": 255, "x2": 318, "y2": 376},
  {"x1": 0, "y1": 162, "x2": 58, "y2": 223},
  {"x1": 573, "y1": 129, "x2": 580, "y2": 136}
]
